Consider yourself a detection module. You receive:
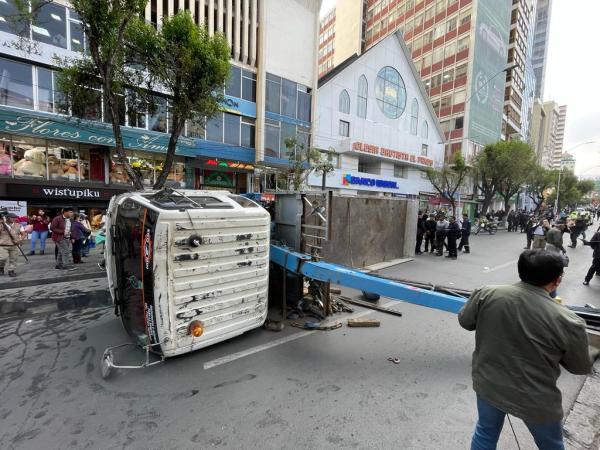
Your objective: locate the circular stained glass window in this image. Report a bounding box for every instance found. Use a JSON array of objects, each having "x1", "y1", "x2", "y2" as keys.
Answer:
[{"x1": 375, "y1": 66, "x2": 407, "y2": 119}]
